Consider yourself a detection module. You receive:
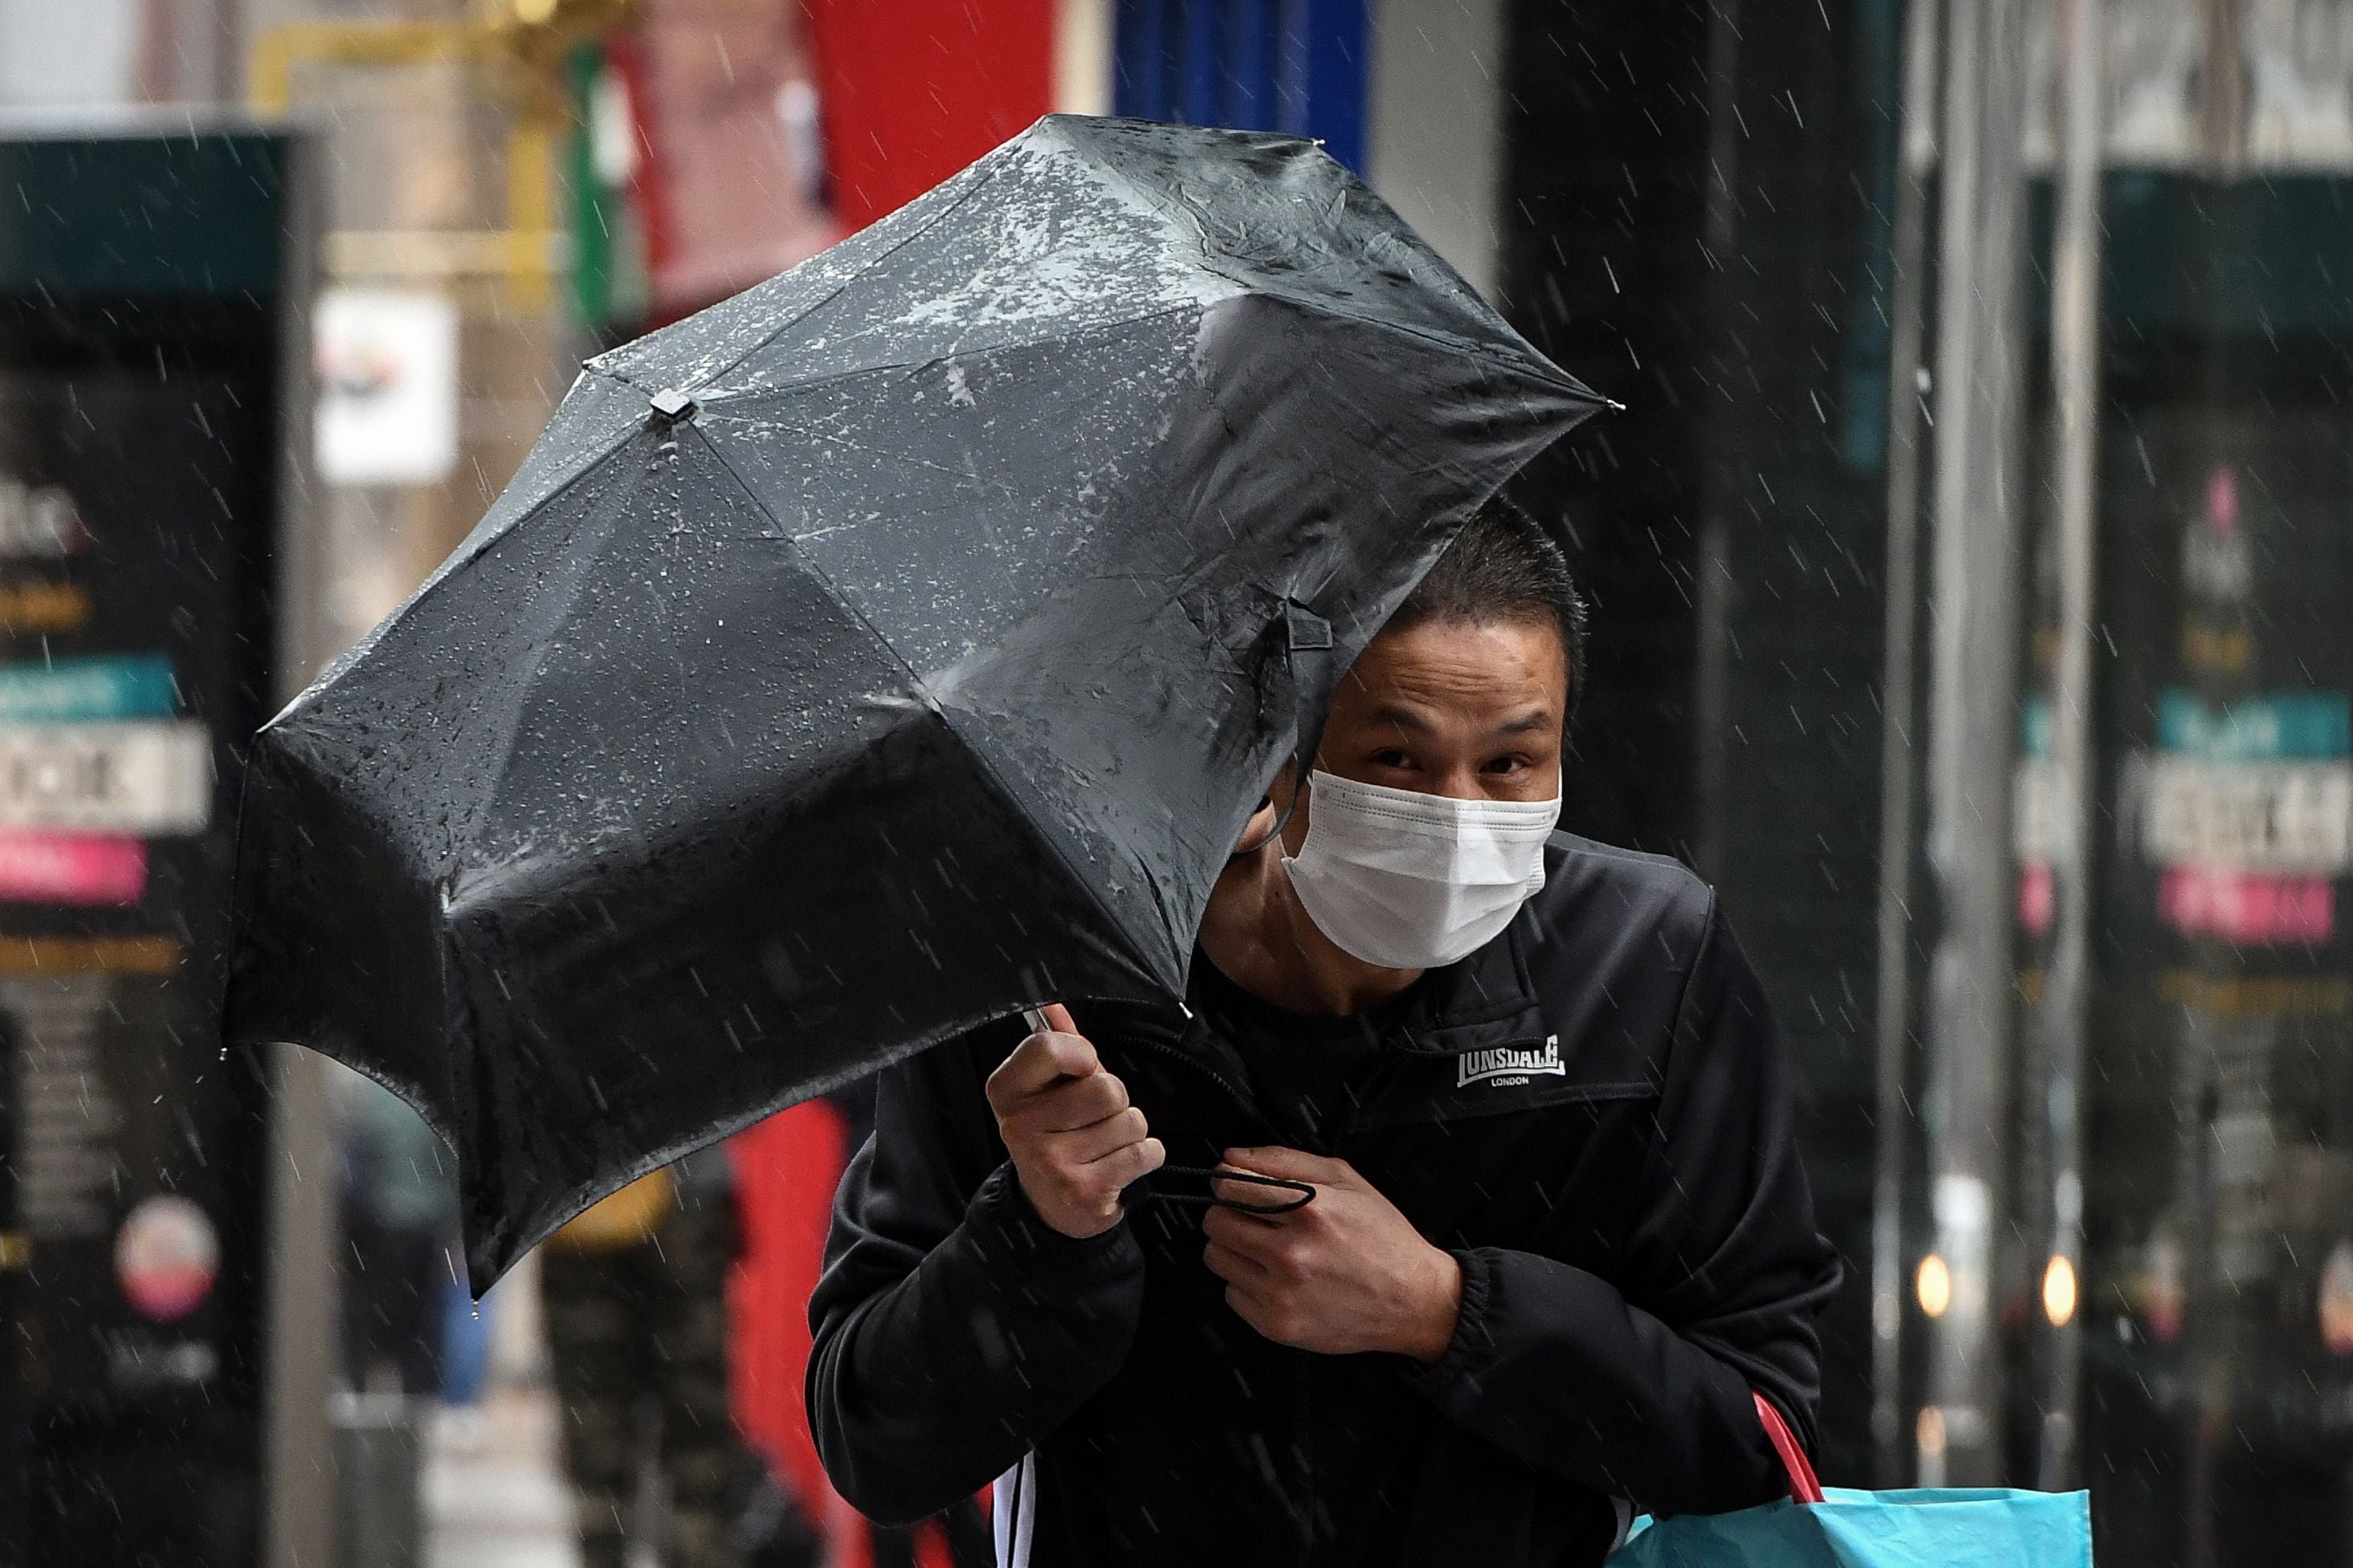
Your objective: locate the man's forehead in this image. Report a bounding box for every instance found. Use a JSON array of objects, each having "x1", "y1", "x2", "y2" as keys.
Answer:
[
  {"x1": 1357, "y1": 699, "x2": 1556, "y2": 735},
  {"x1": 1348, "y1": 621, "x2": 1567, "y2": 694}
]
